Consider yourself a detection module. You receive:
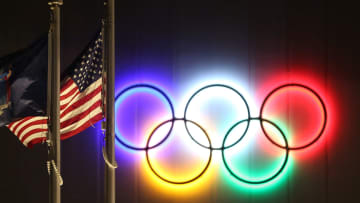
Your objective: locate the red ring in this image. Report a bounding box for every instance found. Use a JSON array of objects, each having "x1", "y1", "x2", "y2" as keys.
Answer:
[{"x1": 259, "y1": 83, "x2": 327, "y2": 150}]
